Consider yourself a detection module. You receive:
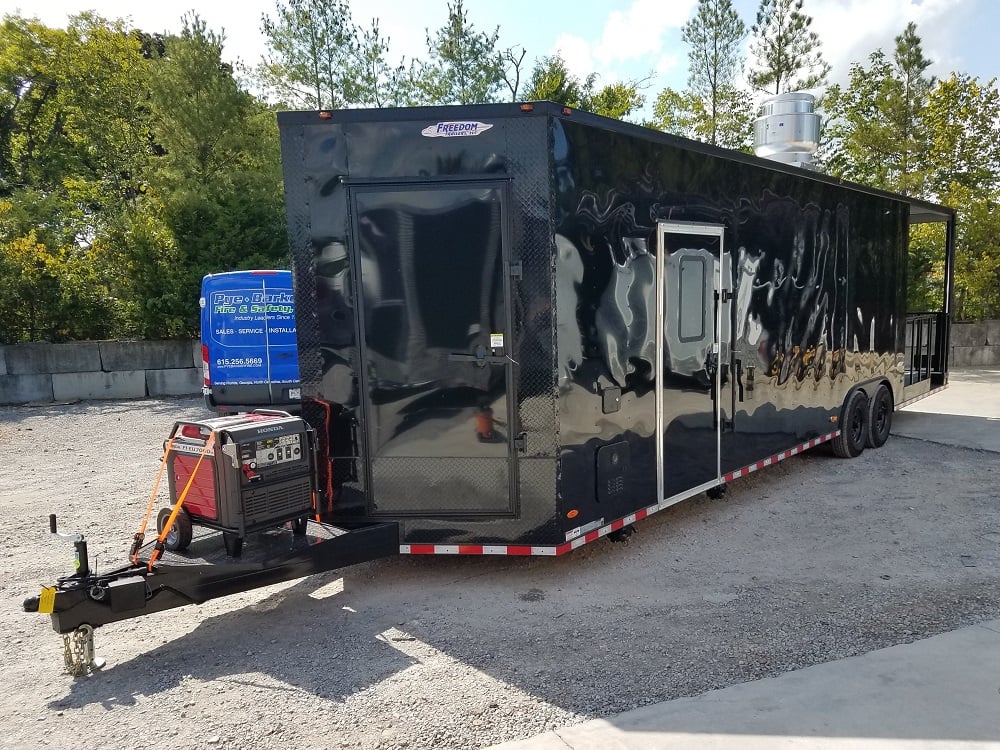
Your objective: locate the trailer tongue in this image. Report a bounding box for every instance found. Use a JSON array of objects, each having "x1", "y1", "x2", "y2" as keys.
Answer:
[{"x1": 22, "y1": 411, "x2": 399, "y2": 675}]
